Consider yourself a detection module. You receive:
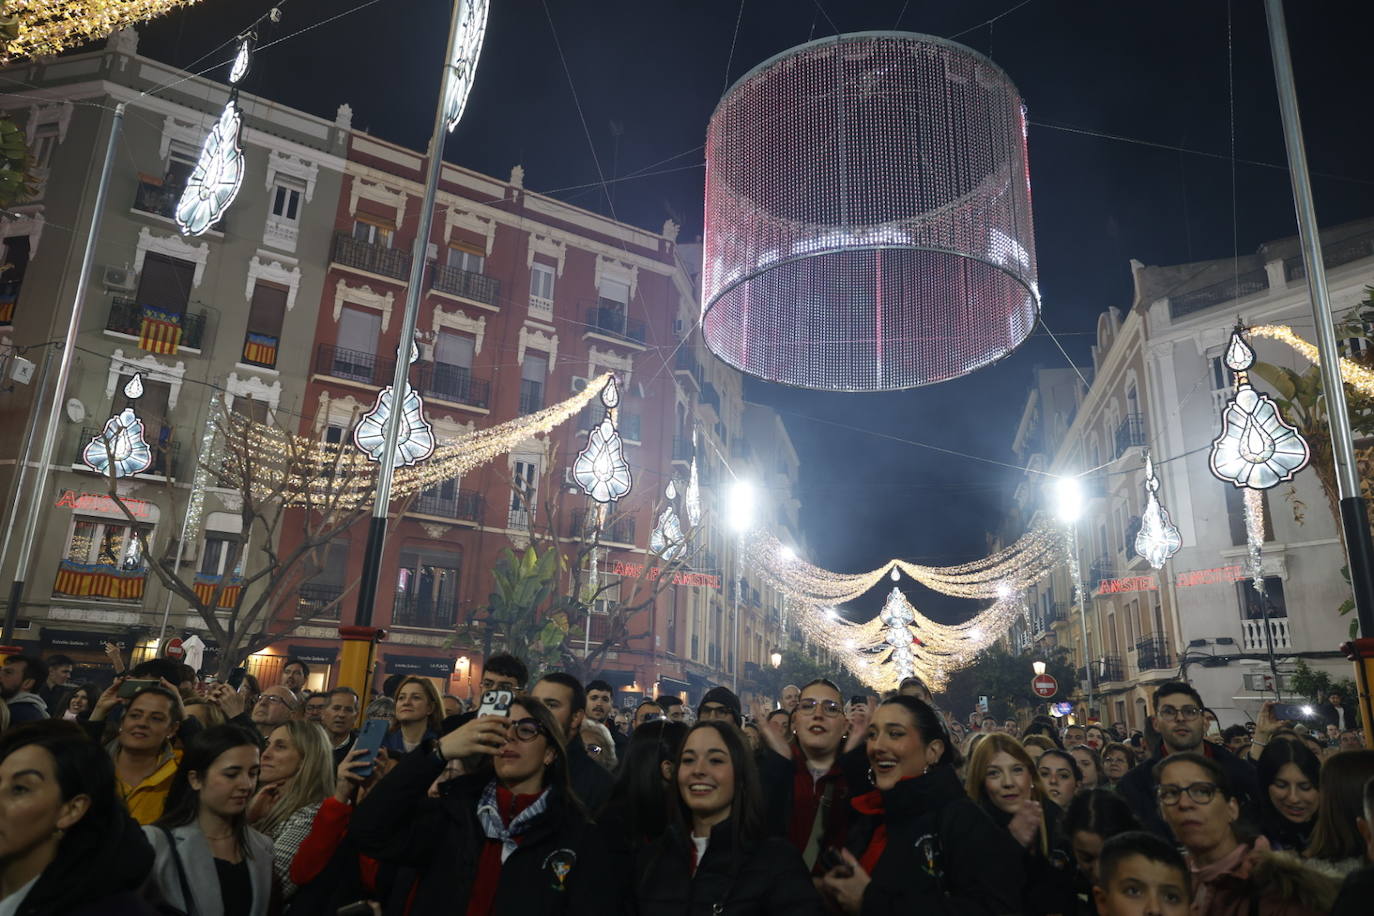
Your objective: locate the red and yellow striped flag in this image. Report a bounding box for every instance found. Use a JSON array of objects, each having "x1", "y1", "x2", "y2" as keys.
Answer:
[{"x1": 139, "y1": 307, "x2": 183, "y2": 354}]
